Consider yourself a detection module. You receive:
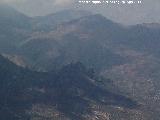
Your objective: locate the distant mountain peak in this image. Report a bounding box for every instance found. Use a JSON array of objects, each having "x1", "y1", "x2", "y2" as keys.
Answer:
[
  {"x1": 32, "y1": 9, "x2": 92, "y2": 31},
  {"x1": 0, "y1": 4, "x2": 28, "y2": 17},
  {"x1": 46, "y1": 9, "x2": 92, "y2": 18},
  {"x1": 62, "y1": 13, "x2": 121, "y2": 31},
  {"x1": 0, "y1": 3, "x2": 31, "y2": 29},
  {"x1": 75, "y1": 14, "x2": 112, "y2": 24}
]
